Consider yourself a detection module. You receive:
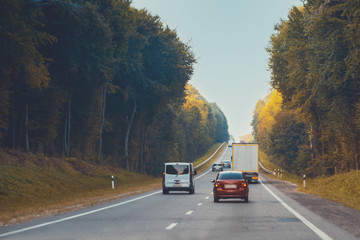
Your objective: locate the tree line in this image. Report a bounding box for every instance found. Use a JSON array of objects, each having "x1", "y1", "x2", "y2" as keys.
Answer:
[
  {"x1": 0, "y1": 0, "x2": 229, "y2": 175},
  {"x1": 253, "y1": 0, "x2": 360, "y2": 177}
]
